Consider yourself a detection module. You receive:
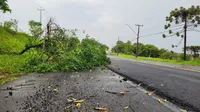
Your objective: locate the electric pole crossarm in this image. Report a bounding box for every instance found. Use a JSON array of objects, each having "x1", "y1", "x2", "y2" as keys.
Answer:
[{"x1": 37, "y1": 7, "x2": 45, "y2": 24}]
